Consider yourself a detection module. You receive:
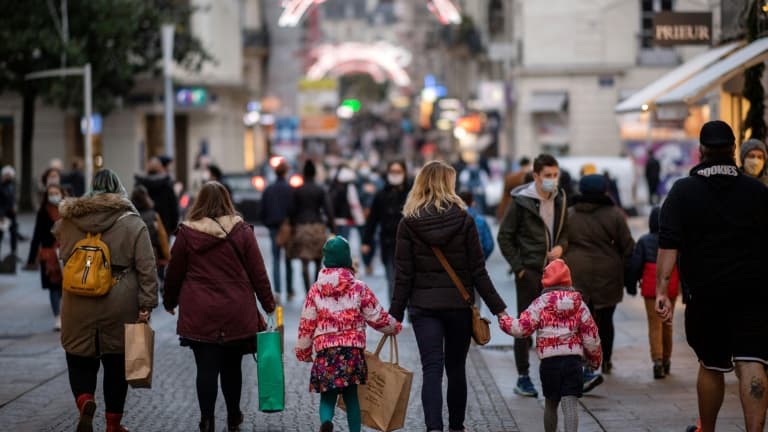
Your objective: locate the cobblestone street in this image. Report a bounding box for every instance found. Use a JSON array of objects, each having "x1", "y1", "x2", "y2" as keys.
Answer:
[{"x1": 0, "y1": 218, "x2": 749, "y2": 431}]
